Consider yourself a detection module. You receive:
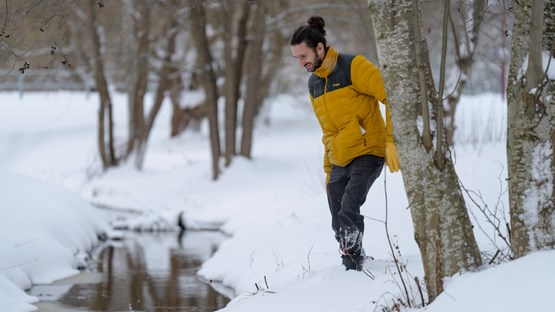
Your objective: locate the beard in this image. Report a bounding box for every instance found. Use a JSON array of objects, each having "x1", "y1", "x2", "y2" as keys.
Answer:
[{"x1": 305, "y1": 53, "x2": 324, "y2": 72}]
